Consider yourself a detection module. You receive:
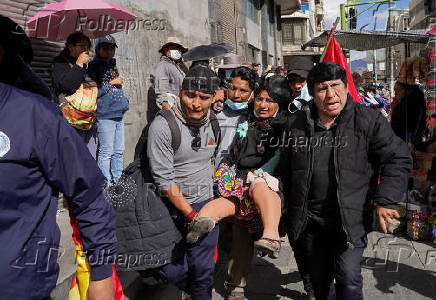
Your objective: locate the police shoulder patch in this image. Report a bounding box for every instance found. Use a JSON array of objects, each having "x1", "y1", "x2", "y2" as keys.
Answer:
[{"x1": 0, "y1": 131, "x2": 11, "y2": 158}]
